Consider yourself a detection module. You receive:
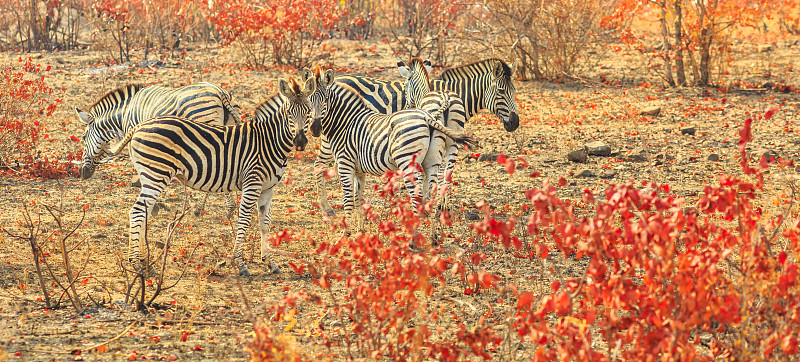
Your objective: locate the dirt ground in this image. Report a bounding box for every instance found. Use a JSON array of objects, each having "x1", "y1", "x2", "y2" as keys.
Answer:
[{"x1": 1, "y1": 37, "x2": 799, "y2": 360}]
